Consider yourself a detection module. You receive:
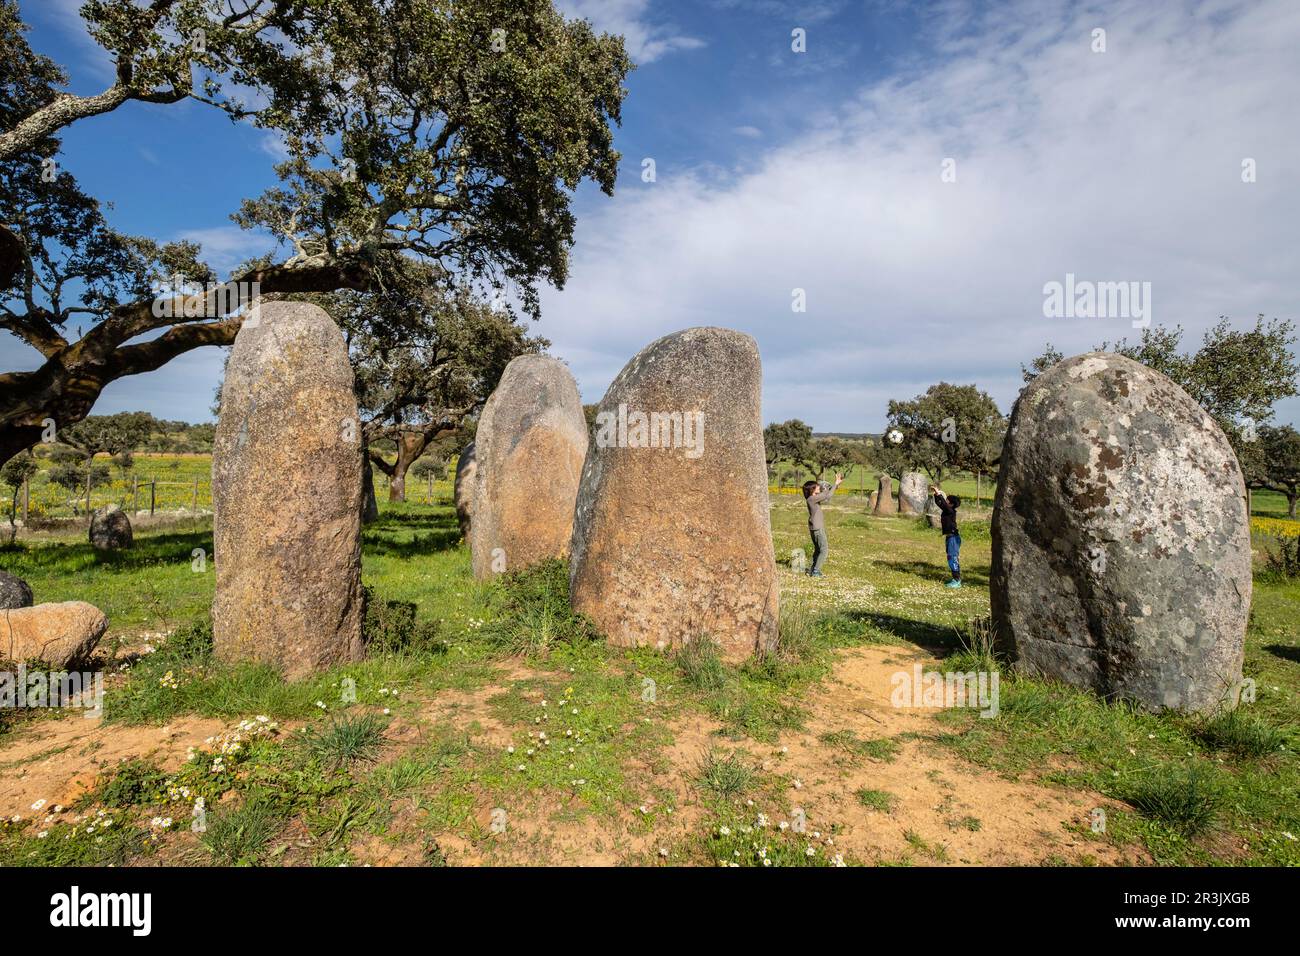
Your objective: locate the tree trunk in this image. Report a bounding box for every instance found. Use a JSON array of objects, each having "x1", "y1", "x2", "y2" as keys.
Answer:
[
  {"x1": 360, "y1": 448, "x2": 380, "y2": 524},
  {"x1": 388, "y1": 431, "x2": 430, "y2": 502},
  {"x1": 1289, "y1": 492, "x2": 1297, "y2": 519}
]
